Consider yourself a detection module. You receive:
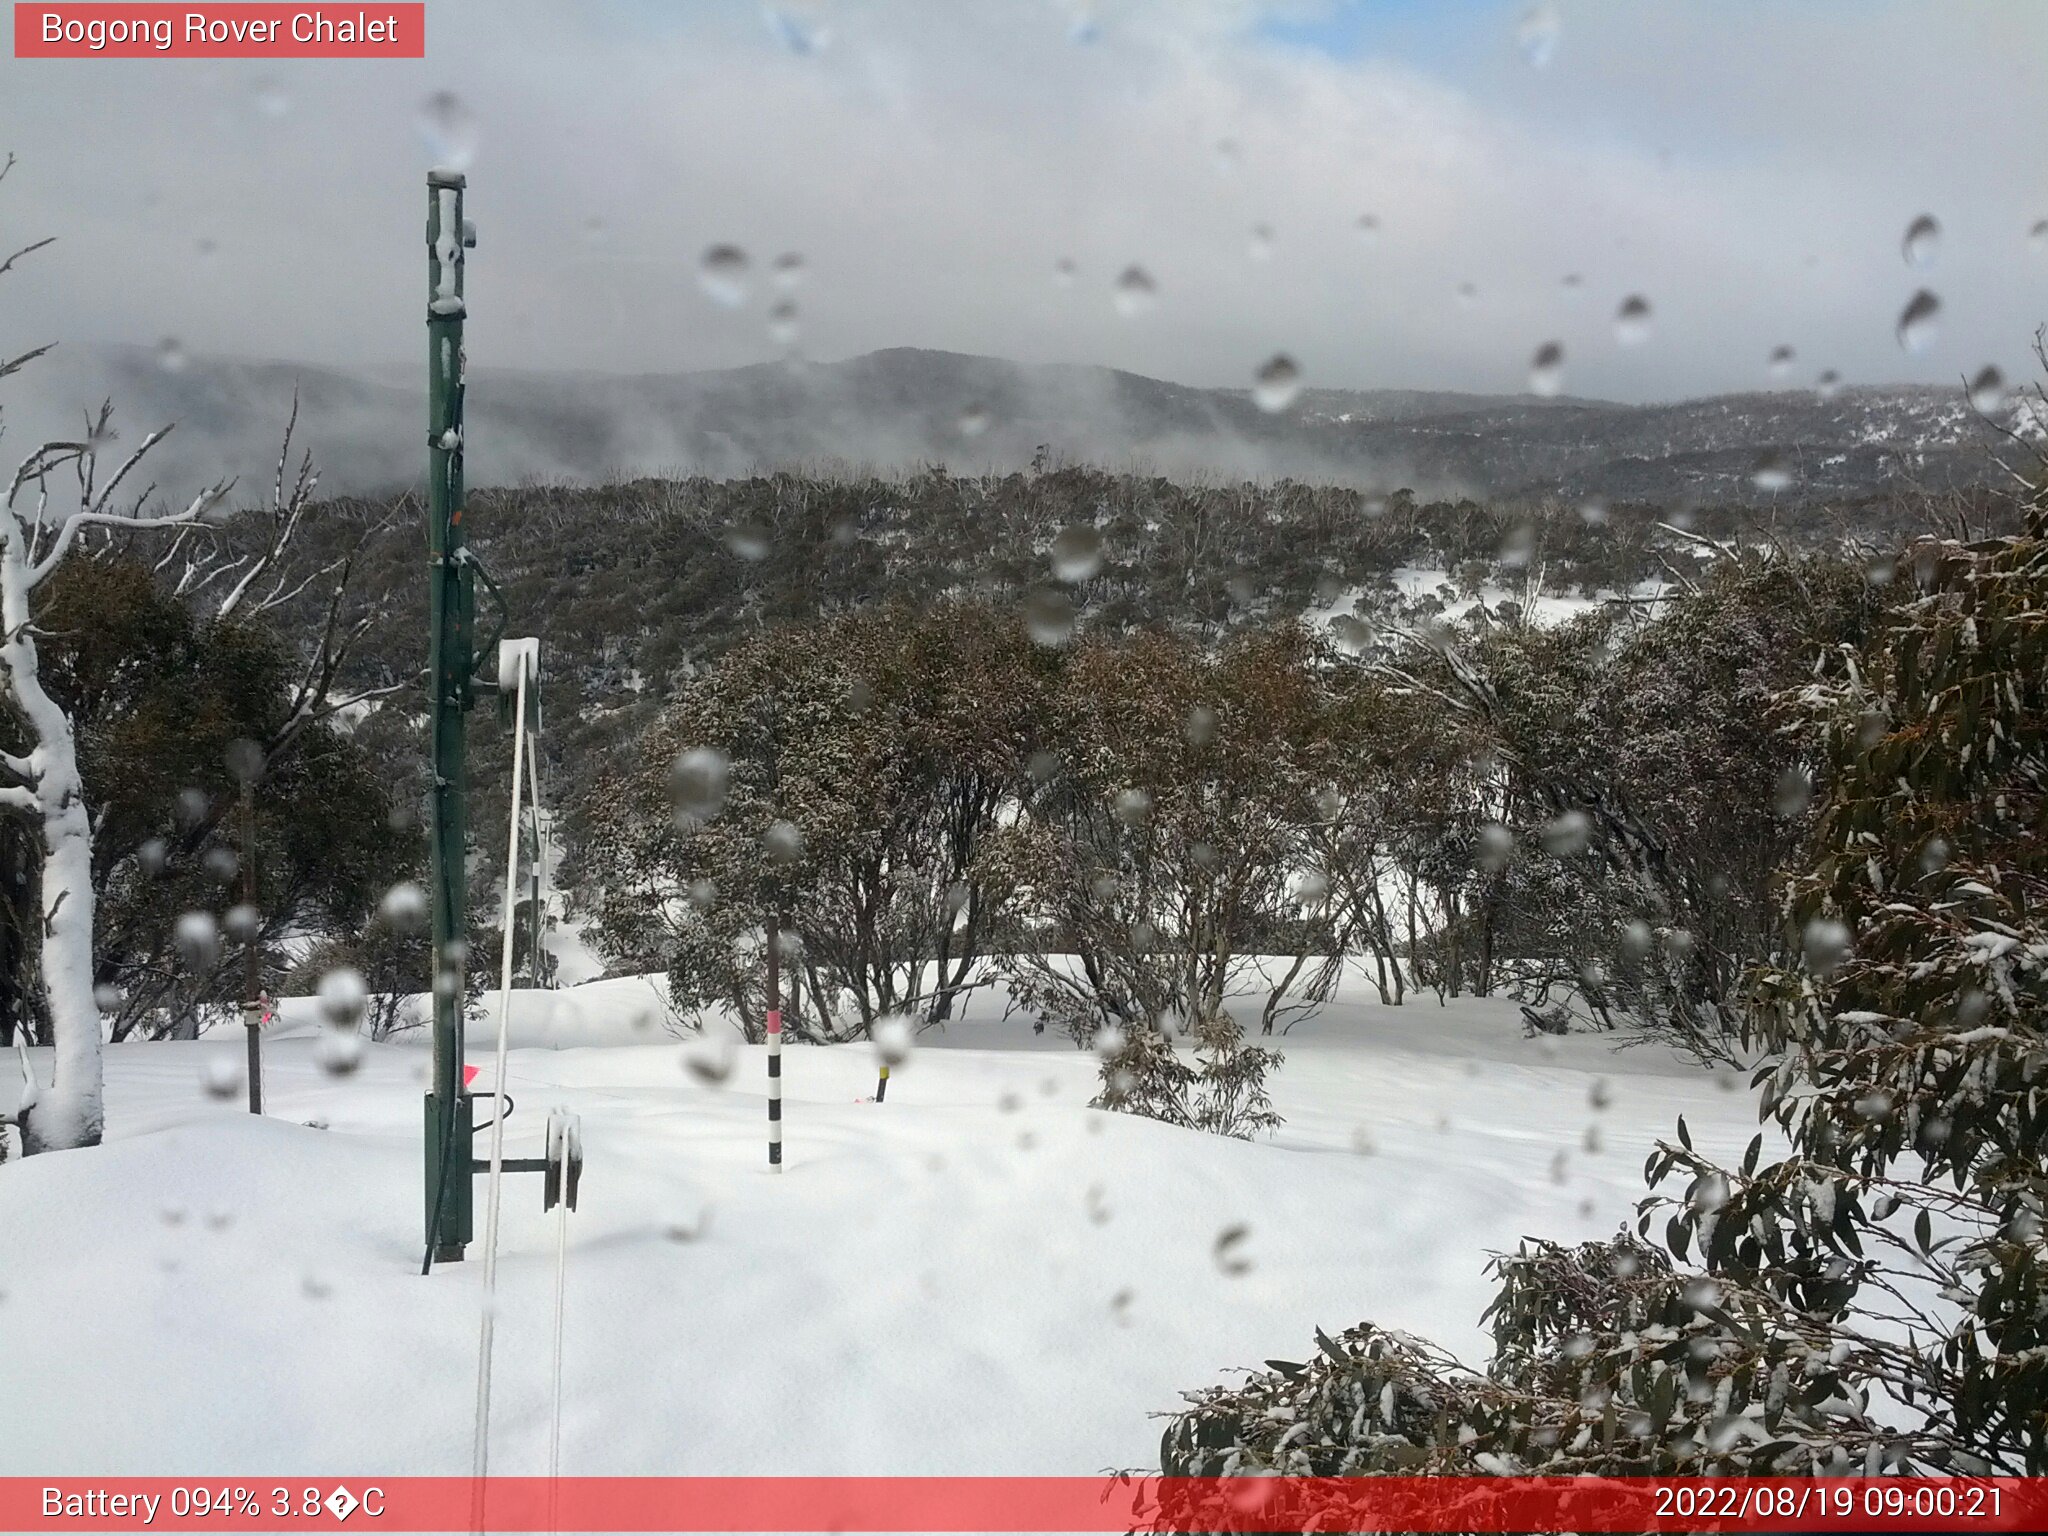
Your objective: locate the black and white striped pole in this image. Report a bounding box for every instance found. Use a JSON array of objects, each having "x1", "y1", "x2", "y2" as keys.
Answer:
[{"x1": 766, "y1": 911, "x2": 783, "y2": 1171}]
